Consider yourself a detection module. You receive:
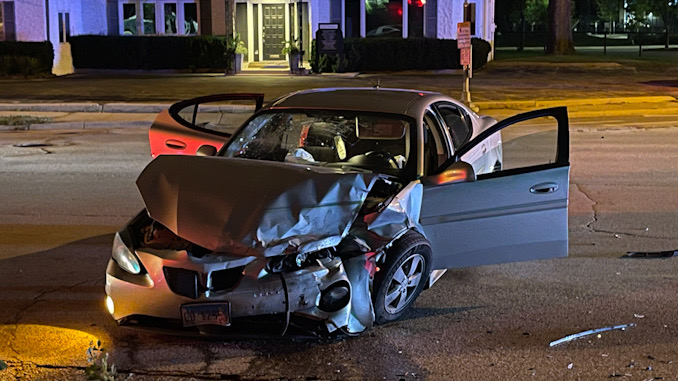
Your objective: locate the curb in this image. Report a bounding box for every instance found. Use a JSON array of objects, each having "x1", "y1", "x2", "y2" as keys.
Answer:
[
  {"x1": 0, "y1": 120, "x2": 151, "y2": 131},
  {"x1": 0, "y1": 103, "x2": 103, "y2": 112},
  {"x1": 475, "y1": 96, "x2": 678, "y2": 110}
]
